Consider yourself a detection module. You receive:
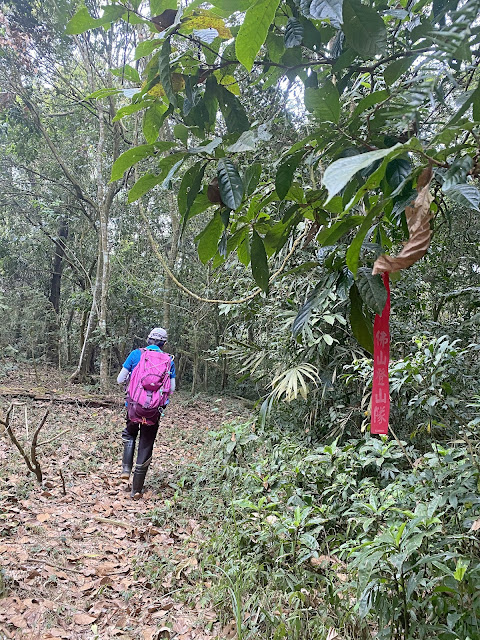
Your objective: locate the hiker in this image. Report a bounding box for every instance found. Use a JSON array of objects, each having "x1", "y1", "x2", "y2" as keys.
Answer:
[{"x1": 117, "y1": 327, "x2": 176, "y2": 499}]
